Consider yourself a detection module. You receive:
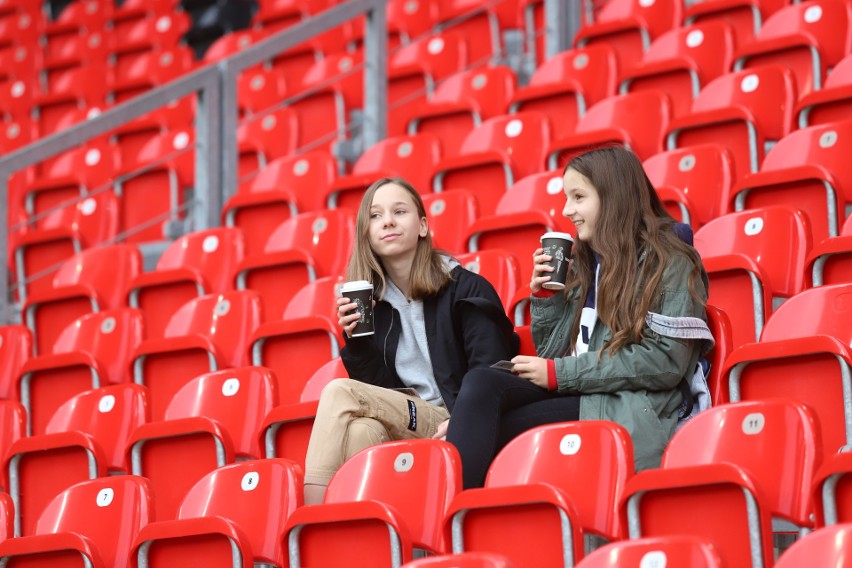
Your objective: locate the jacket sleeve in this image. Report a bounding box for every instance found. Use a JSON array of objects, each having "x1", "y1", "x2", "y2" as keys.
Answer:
[
  {"x1": 553, "y1": 255, "x2": 707, "y2": 395},
  {"x1": 454, "y1": 273, "x2": 518, "y2": 370},
  {"x1": 340, "y1": 335, "x2": 405, "y2": 389},
  {"x1": 530, "y1": 291, "x2": 573, "y2": 354}
]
